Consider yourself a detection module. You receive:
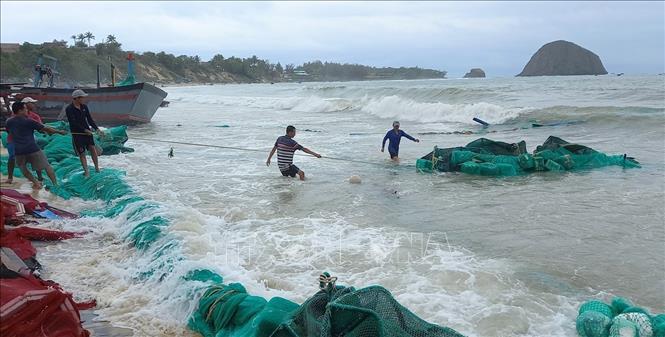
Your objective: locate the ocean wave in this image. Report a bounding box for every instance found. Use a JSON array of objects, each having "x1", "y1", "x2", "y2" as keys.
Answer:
[
  {"x1": 302, "y1": 84, "x2": 506, "y2": 103},
  {"x1": 289, "y1": 96, "x2": 356, "y2": 113},
  {"x1": 507, "y1": 105, "x2": 665, "y2": 125},
  {"x1": 360, "y1": 95, "x2": 526, "y2": 124}
]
